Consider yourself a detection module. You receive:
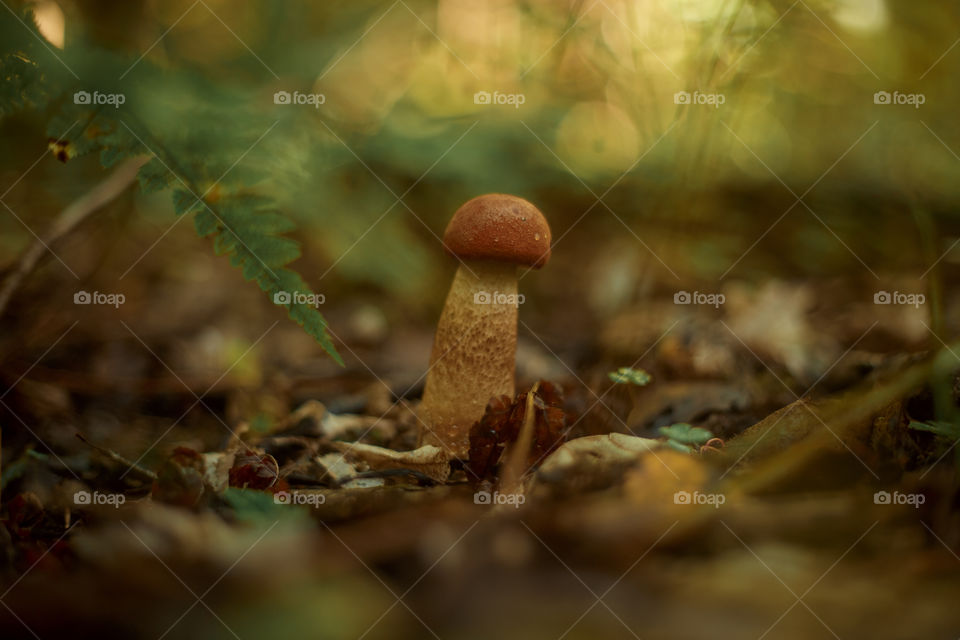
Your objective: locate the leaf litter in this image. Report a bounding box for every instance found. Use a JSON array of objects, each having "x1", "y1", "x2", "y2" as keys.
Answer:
[{"x1": 4, "y1": 317, "x2": 960, "y2": 638}]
